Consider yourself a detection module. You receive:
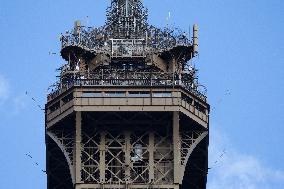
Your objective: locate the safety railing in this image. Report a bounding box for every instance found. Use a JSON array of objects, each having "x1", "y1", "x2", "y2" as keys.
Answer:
[
  {"x1": 60, "y1": 25, "x2": 193, "y2": 54},
  {"x1": 47, "y1": 78, "x2": 207, "y2": 102}
]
